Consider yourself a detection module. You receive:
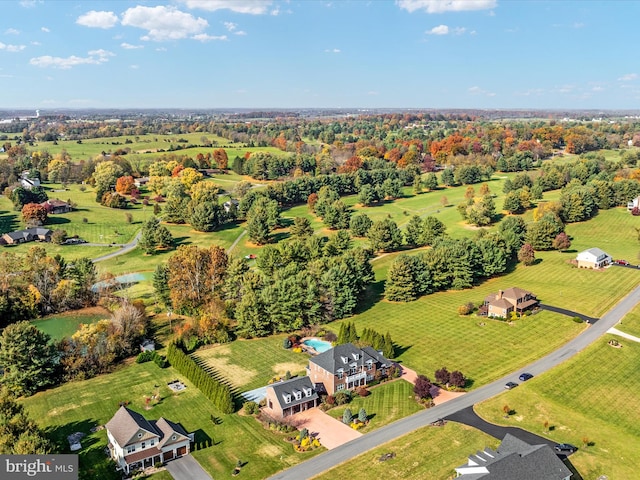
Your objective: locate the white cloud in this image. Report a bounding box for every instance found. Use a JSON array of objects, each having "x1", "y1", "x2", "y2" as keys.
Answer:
[
  {"x1": 573, "y1": 22, "x2": 585, "y2": 28},
  {"x1": 592, "y1": 86, "x2": 604, "y2": 92},
  {"x1": 453, "y1": 27, "x2": 466, "y2": 34},
  {"x1": 398, "y1": 0, "x2": 497, "y2": 14},
  {"x1": 122, "y1": 6, "x2": 208, "y2": 41},
  {"x1": 30, "y1": 49, "x2": 114, "y2": 69},
  {"x1": 31, "y1": 41, "x2": 41, "y2": 46},
  {"x1": 427, "y1": 25, "x2": 449, "y2": 35},
  {"x1": 5, "y1": 28, "x2": 20, "y2": 35},
  {"x1": 468, "y1": 86, "x2": 496, "y2": 96},
  {"x1": 324, "y1": 48, "x2": 341, "y2": 53},
  {"x1": 180, "y1": 0, "x2": 272, "y2": 14},
  {"x1": 20, "y1": 0, "x2": 38, "y2": 8},
  {"x1": 224, "y1": 22, "x2": 247, "y2": 35},
  {"x1": 0, "y1": 42, "x2": 26, "y2": 52},
  {"x1": 76, "y1": 10, "x2": 119, "y2": 29},
  {"x1": 619, "y1": 73, "x2": 638, "y2": 81},
  {"x1": 156, "y1": 47, "x2": 168, "y2": 52},
  {"x1": 41, "y1": 27, "x2": 50, "y2": 33},
  {"x1": 192, "y1": 33, "x2": 228, "y2": 42},
  {"x1": 130, "y1": 64, "x2": 139, "y2": 69},
  {"x1": 121, "y1": 42, "x2": 144, "y2": 50}
]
